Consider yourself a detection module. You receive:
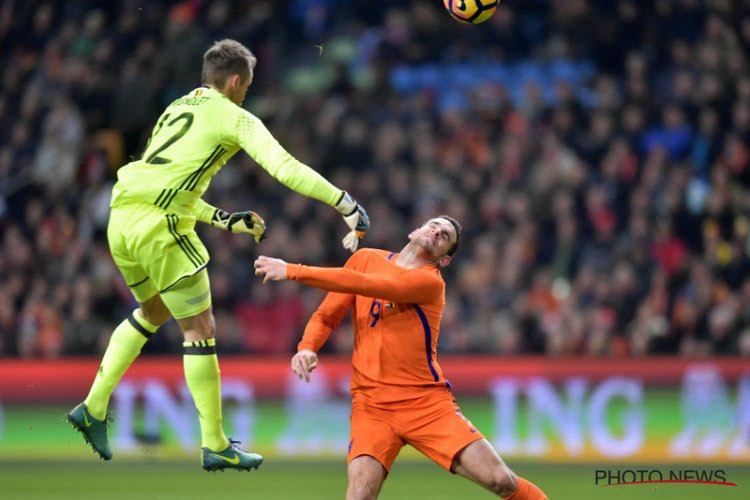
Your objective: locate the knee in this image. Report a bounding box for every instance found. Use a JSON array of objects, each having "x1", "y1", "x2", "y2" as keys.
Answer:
[
  {"x1": 138, "y1": 306, "x2": 170, "y2": 327},
  {"x1": 185, "y1": 311, "x2": 216, "y2": 341},
  {"x1": 201, "y1": 318, "x2": 216, "y2": 339},
  {"x1": 140, "y1": 296, "x2": 172, "y2": 326},
  {"x1": 347, "y1": 479, "x2": 379, "y2": 500},
  {"x1": 487, "y1": 468, "x2": 517, "y2": 497}
]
